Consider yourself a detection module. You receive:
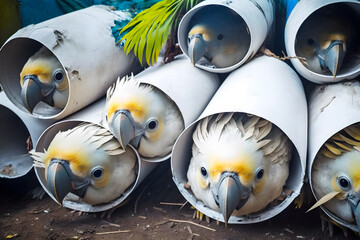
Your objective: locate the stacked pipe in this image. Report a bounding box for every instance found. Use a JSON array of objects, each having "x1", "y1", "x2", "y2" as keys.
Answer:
[{"x1": 284, "y1": 0, "x2": 360, "y2": 234}]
